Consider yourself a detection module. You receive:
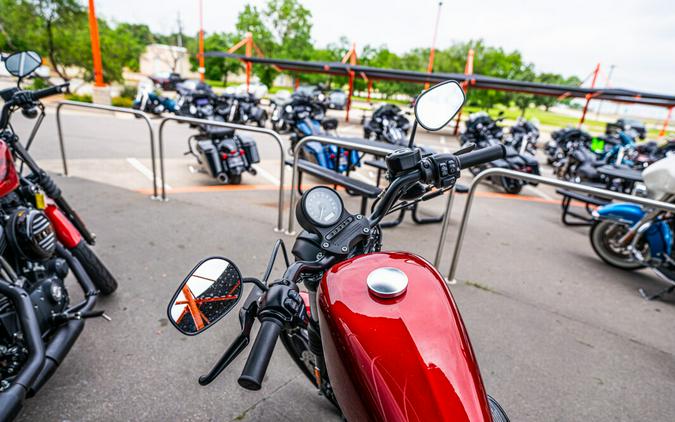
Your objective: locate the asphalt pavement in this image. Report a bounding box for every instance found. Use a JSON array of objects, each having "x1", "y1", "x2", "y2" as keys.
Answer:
[{"x1": 10, "y1": 108, "x2": 675, "y2": 422}]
